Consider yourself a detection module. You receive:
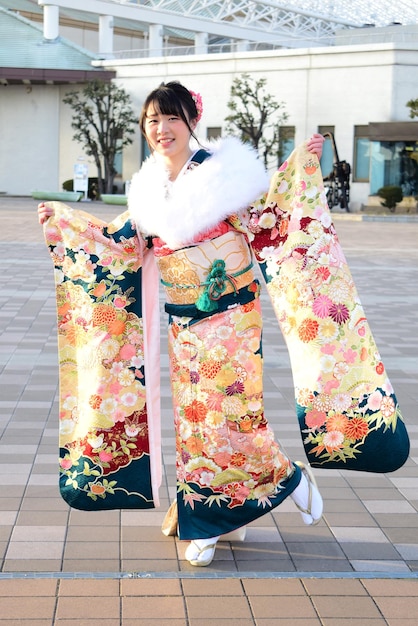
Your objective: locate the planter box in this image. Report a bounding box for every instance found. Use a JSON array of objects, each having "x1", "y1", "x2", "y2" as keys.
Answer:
[
  {"x1": 101, "y1": 194, "x2": 128, "y2": 206},
  {"x1": 32, "y1": 191, "x2": 83, "y2": 202}
]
